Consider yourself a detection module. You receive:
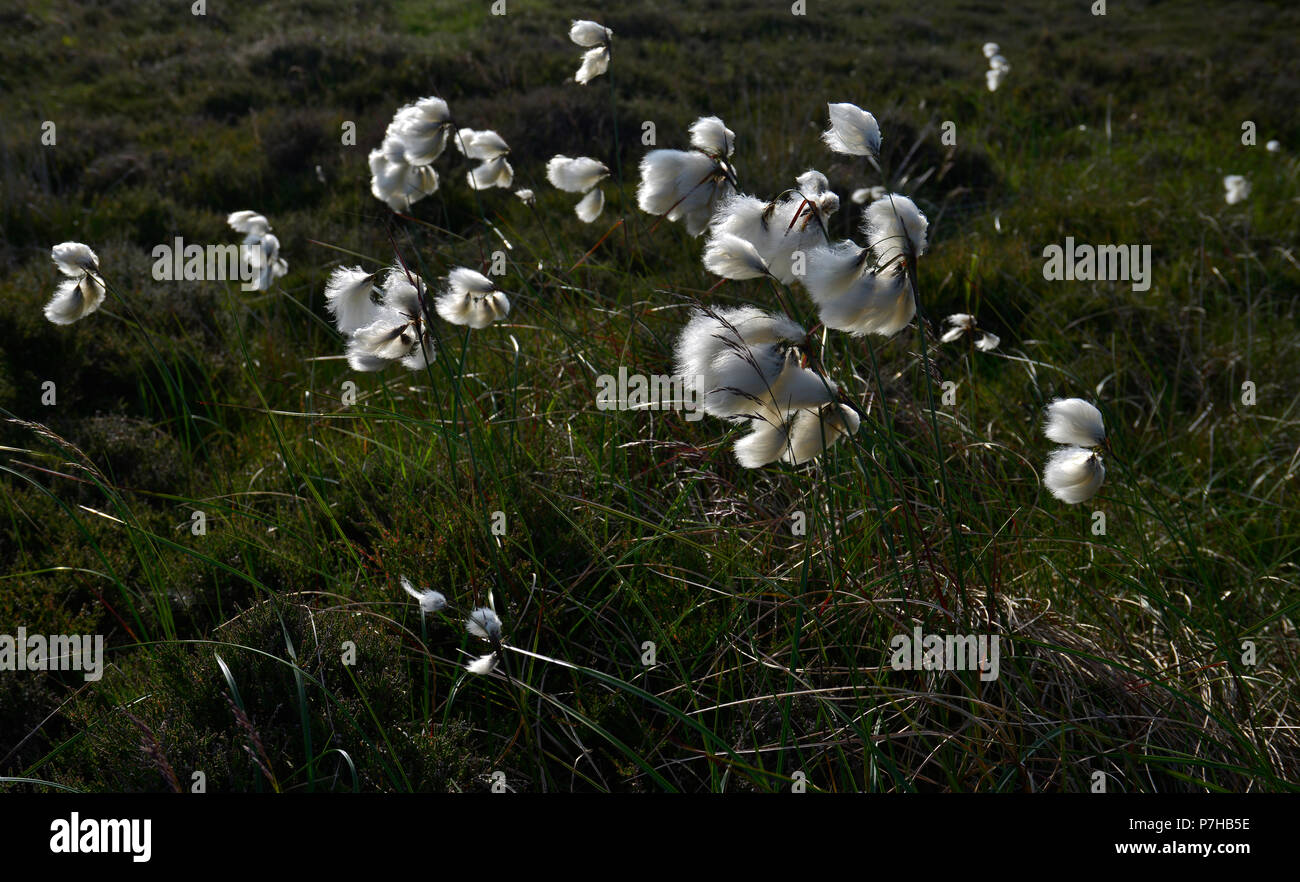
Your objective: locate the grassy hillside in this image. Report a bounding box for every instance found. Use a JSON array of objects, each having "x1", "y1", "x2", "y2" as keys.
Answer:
[{"x1": 1, "y1": 0, "x2": 1298, "y2": 792}]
